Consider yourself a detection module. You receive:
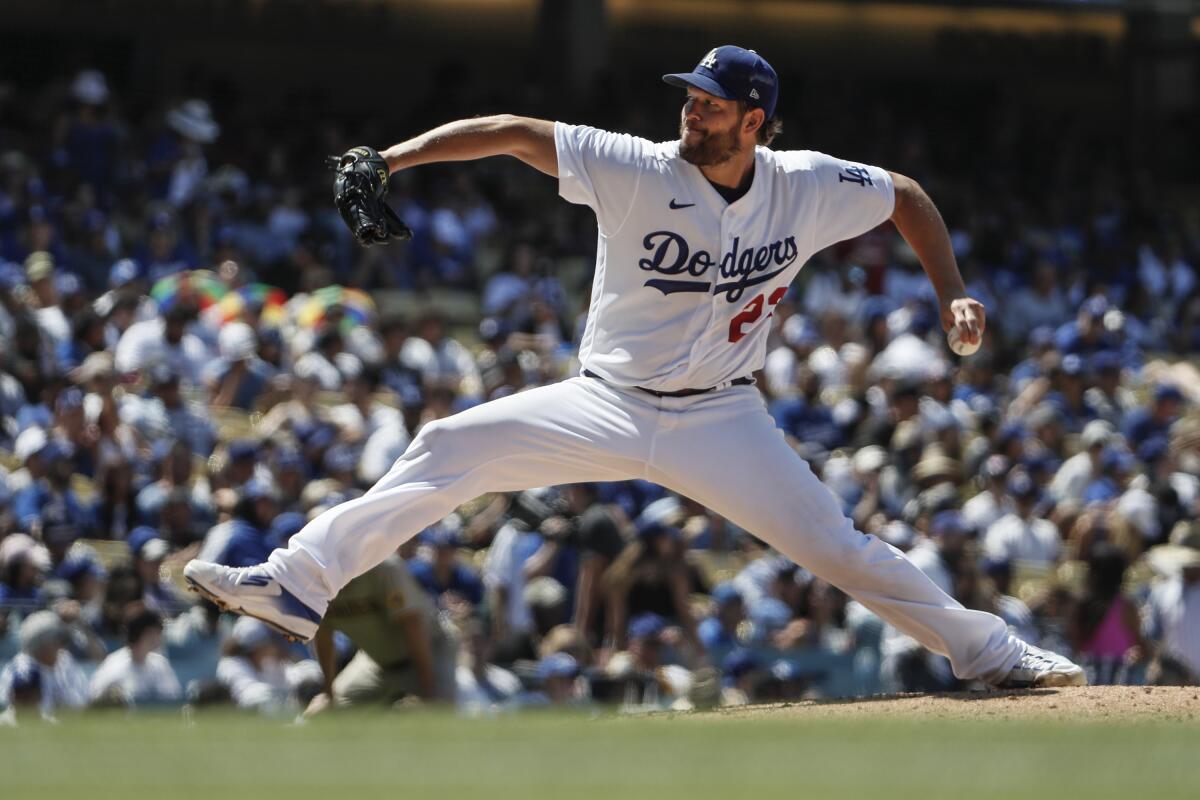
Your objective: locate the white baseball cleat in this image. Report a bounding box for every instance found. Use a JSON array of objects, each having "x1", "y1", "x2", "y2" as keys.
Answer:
[
  {"x1": 992, "y1": 644, "x2": 1087, "y2": 689},
  {"x1": 183, "y1": 560, "x2": 321, "y2": 643}
]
